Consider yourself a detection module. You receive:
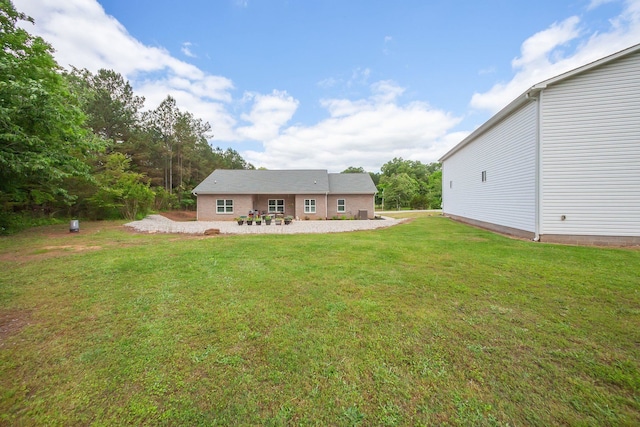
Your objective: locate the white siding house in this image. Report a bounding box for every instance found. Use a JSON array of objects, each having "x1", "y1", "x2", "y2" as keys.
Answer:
[{"x1": 440, "y1": 43, "x2": 640, "y2": 245}]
